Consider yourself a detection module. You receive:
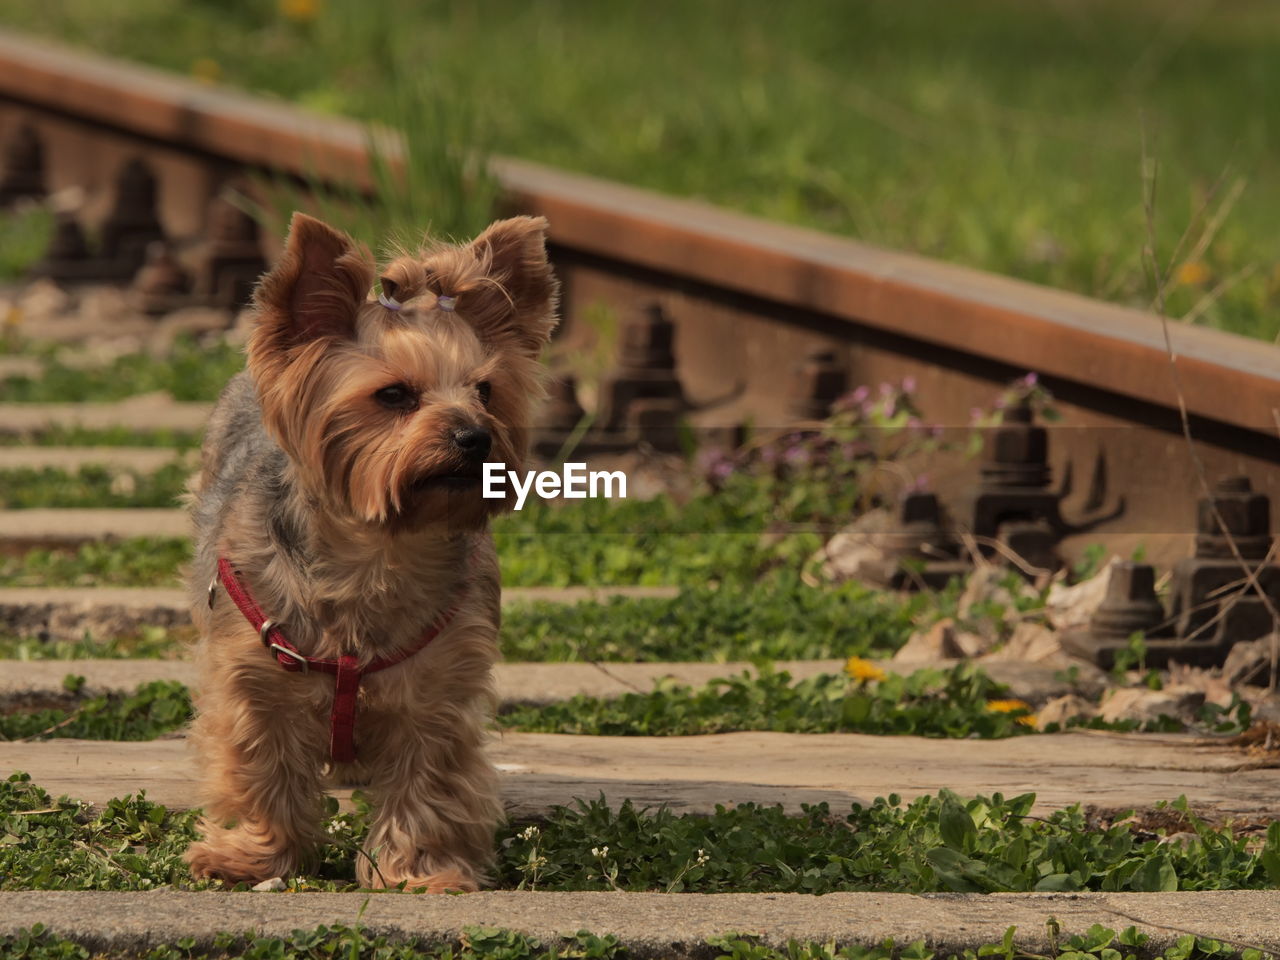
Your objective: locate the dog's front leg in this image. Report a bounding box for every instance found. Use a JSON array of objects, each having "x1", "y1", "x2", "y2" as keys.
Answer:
[
  {"x1": 184, "y1": 655, "x2": 328, "y2": 885},
  {"x1": 355, "y1": 705, "x2": 501, "y2": 892}
]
